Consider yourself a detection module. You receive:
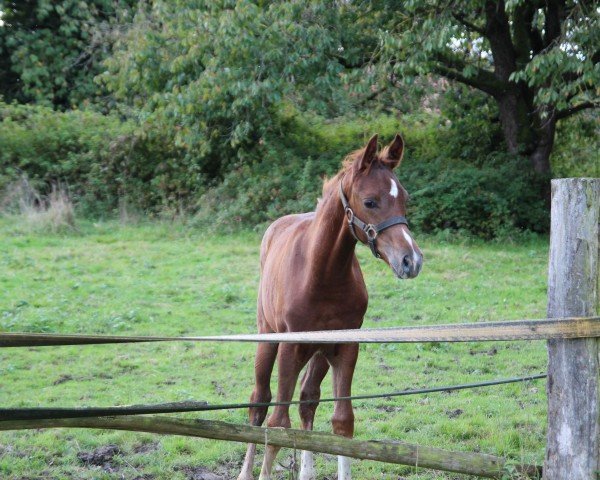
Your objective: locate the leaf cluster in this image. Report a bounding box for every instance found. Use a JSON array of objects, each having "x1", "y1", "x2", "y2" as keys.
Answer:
[{"x1": 0, "y1": 0, "x2": 136, "y2": 108}]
